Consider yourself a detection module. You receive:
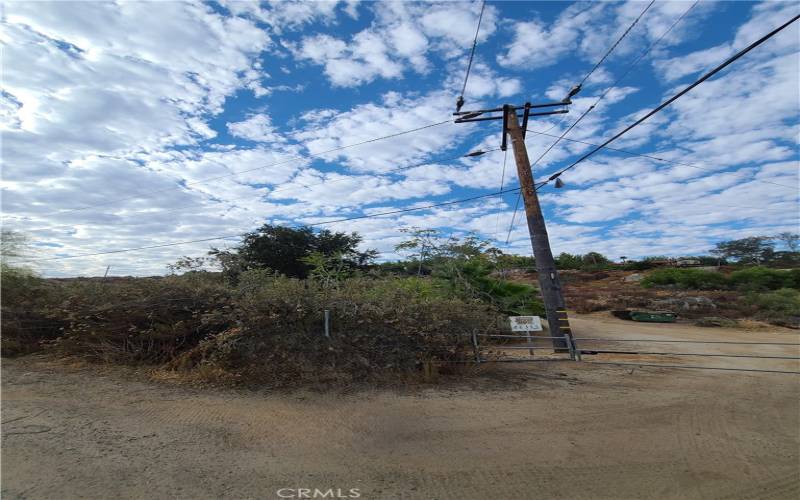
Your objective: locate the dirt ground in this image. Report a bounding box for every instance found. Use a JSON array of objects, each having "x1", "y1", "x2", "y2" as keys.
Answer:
[{"x1": 2, "y1": 314, "x2": 799, "y2": 500}]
